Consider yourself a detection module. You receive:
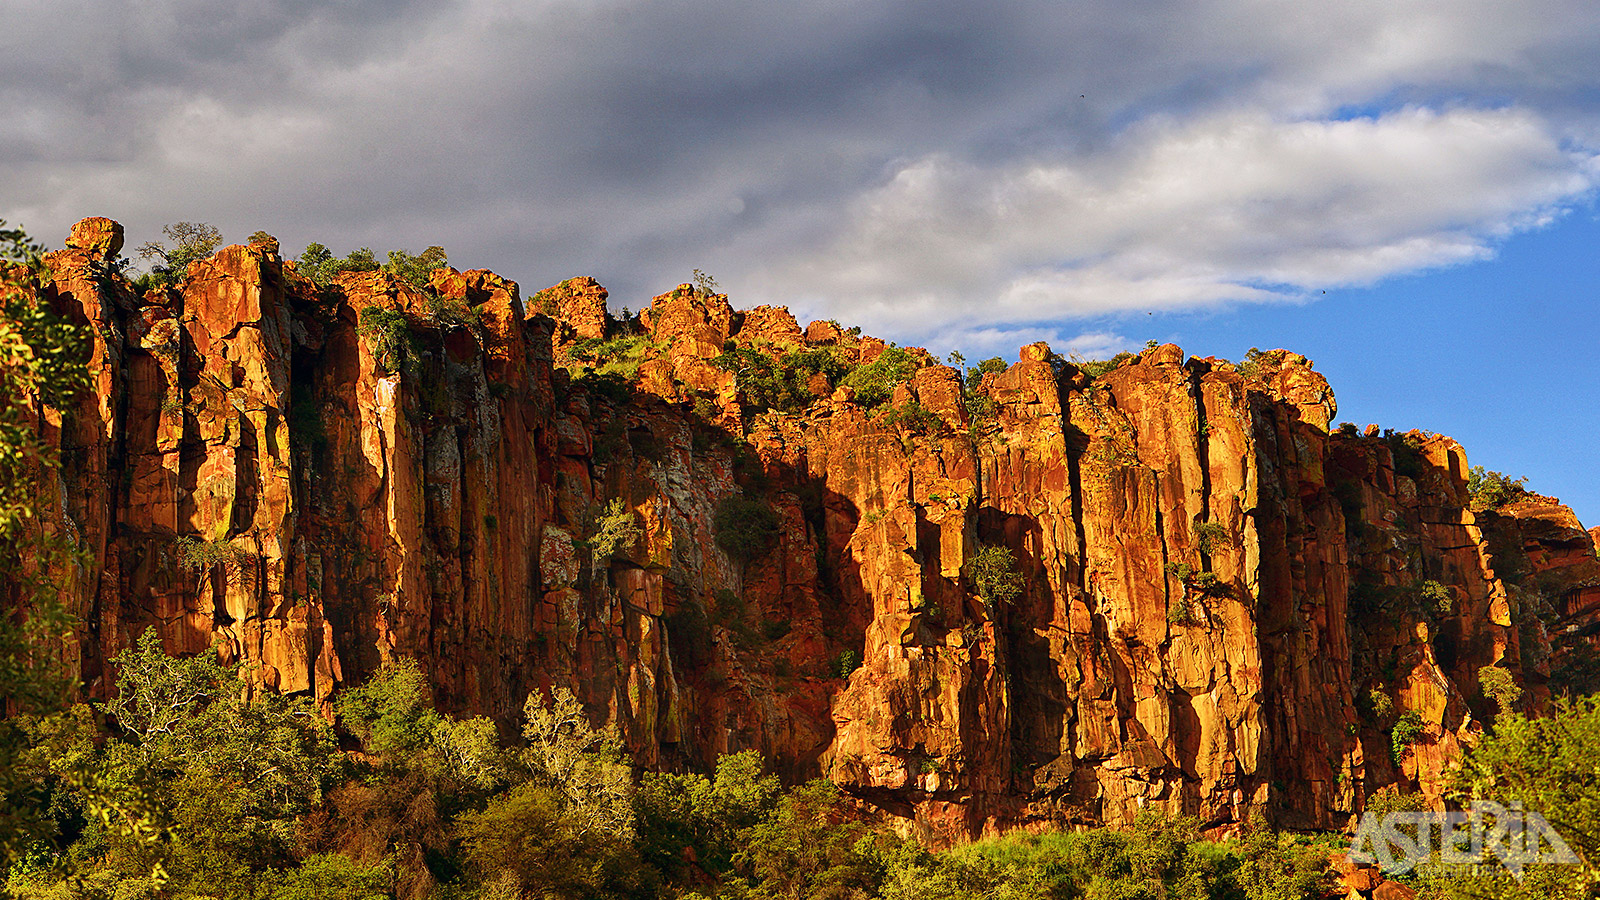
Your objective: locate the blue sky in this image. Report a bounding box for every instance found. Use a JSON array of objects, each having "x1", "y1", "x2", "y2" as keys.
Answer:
[{"x1": 2, "y1": 0, "x2": 1596, "y2": 523}]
